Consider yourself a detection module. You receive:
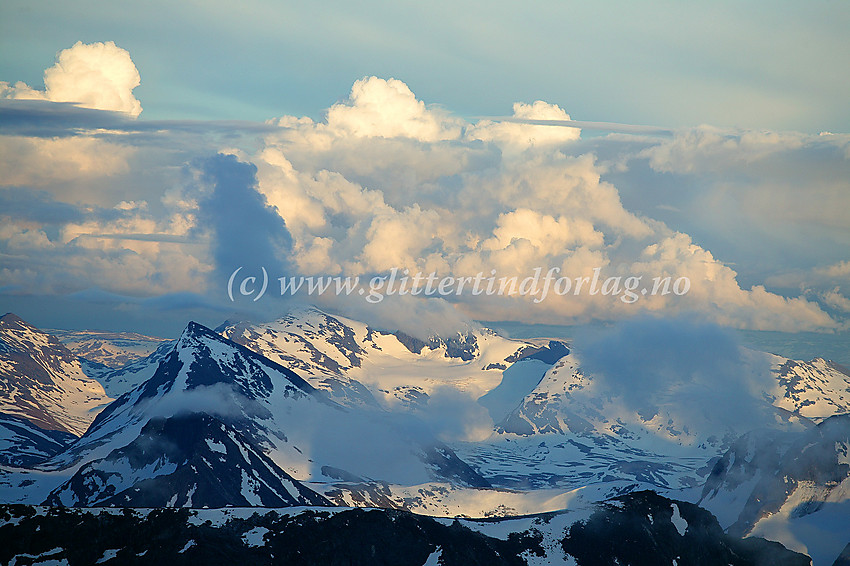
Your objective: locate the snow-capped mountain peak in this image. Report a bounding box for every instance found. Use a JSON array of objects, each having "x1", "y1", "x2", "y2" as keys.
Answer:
[
  {"x1": 40, "y1": 318, "x2": 488, "y2": 498},
  {"x1": 767, "y1": 355, "x2": 850, "y2": 419},
  {"x1": 0, "y1": 313, "x2": 112, "y2": 436},
  {"x1": 45, "y1": 412, "x2": 331, "y2": 508},
  {"x1": 78, "y1": 319, "x2": 327, "y2": 456},
  {"x1": 217, "y1": 306, "x2": 550, "y2": 412}
]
